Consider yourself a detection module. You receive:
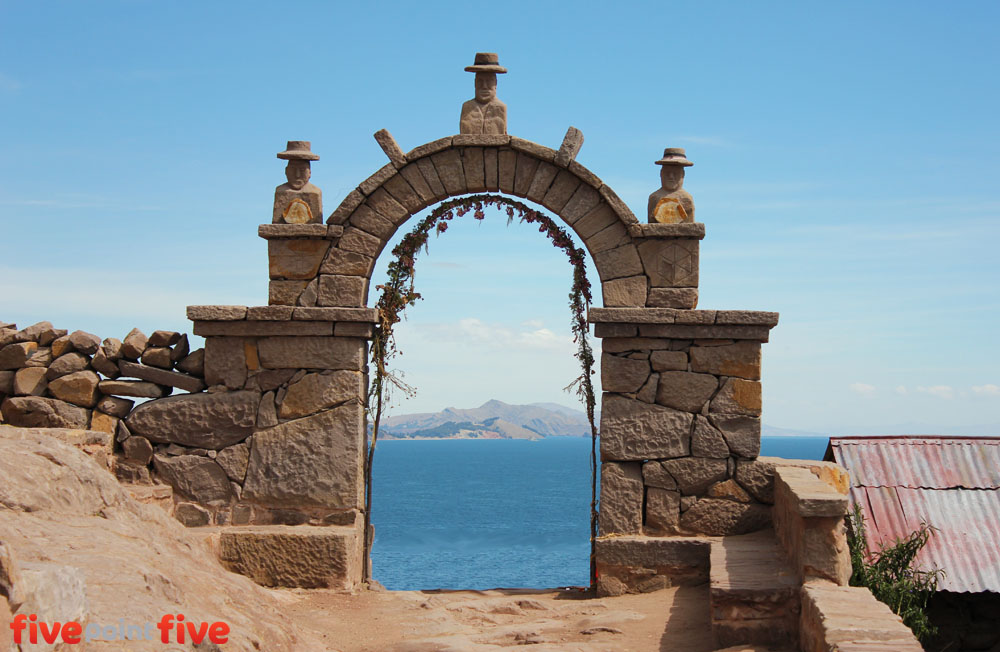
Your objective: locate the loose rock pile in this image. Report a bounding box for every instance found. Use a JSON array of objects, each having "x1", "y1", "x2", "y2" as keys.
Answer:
[{"x1": 0, "y1": 320, "x2": 206, "y2": 474}]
